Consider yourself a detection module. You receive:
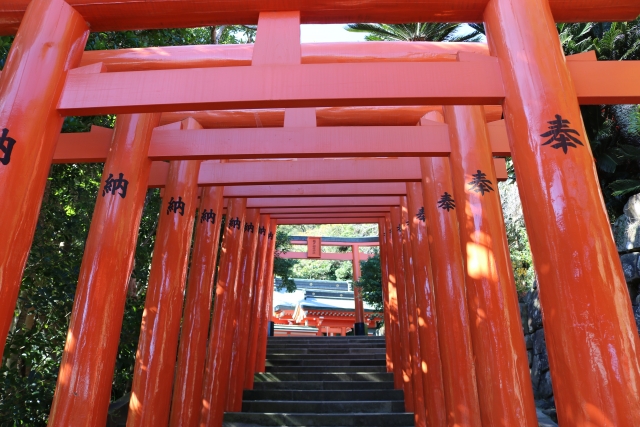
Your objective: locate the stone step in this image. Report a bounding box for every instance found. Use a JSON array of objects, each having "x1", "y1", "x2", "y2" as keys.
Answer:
[
  {"x1": 267, "y1": 348, "x2": 386, "y2": 355},
  {"x1": 254, "y1": 372, "x2": 394, "y2": 382},
  {"x1": 265, "y1": 366, "x2": 388, "y2": 373},
  {"x1": 267, "y1": 338, "x2": 385, "y2": 343},
  {"x1": 267, "y1": 353, "x2": 386, "y2": 360},
  {"x1": 243, "y1": 389, "x2": 404, "y2": 401},
  {"x1": 267, "y1": 344, "x2": 386, "y2": 350},
  {"x1": 266, "y1": 359, "x2": 386, "y2": 367},
  {"x1": 223, "y1": 412, "x2": 415, "y2": 426},
  {"x1": 241, "y1": 400, "x2": 405, "y2": 414},
  {"x1": 252, "y1": 381, "x2": 396, "y2": 391}
]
